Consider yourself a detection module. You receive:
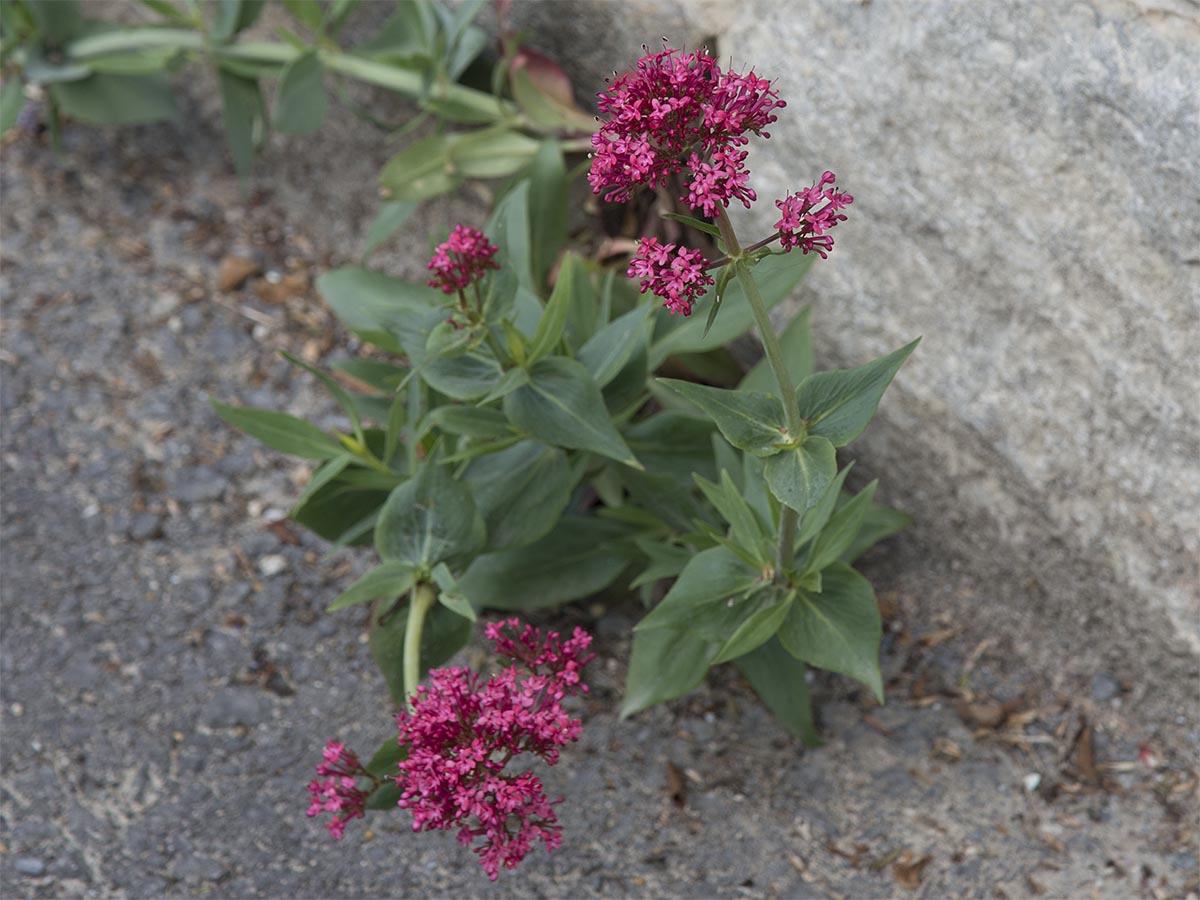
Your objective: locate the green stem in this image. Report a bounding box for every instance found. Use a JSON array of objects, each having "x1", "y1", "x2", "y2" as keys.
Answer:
[
  {"x1": 714, "y1": 208, "x2": 803, "y2": 579},
  {"x1": 403, "y1": 582, "x2": 437, "y2": 712}
]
